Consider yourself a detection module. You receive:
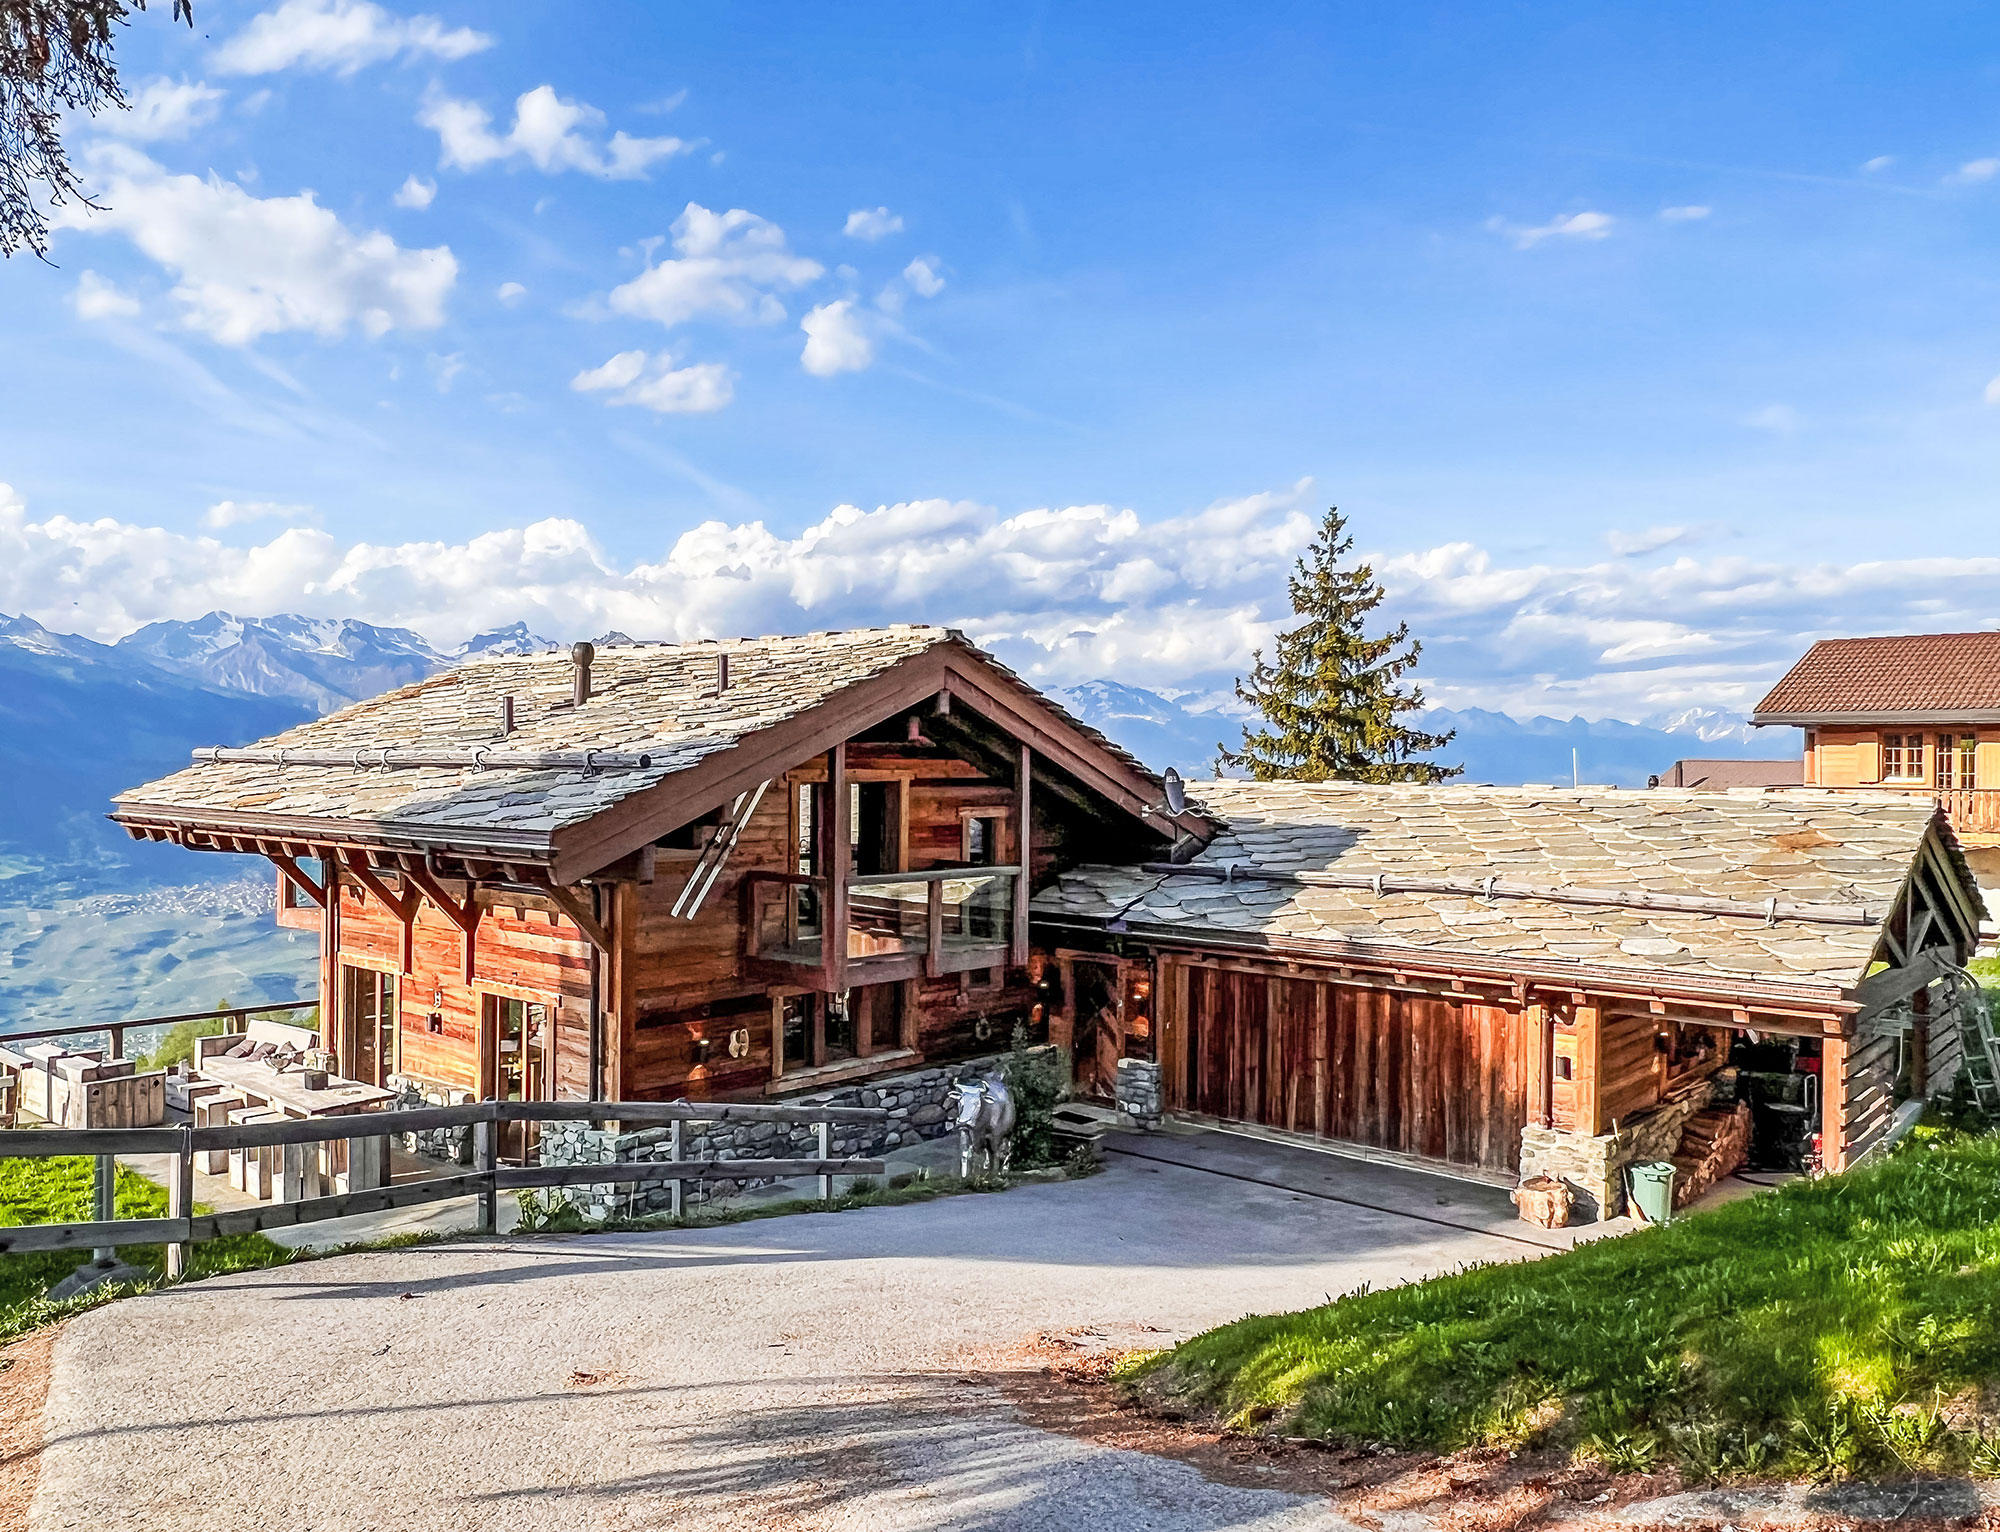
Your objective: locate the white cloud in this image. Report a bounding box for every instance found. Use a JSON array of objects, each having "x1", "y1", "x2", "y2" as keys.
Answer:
[
  {"x1": 203, "y1": 499, "x2": 315, "y2": 529},
  {"x1": 213, "y1": 0, "x2": 491, "y2": 76},
  {"x1": 571, "y1": 349, "x2": 733, "y2": 413},
  {"x1": 1982, "y1": 375, "x2": 2000, "y2": 405},
  {"x1": 72, "y1": 271, "x2": 140, "y2": 320},
  {"x1": 7, "y1": 477, "x2": 2000, "y2": 723},
  {"x1": 96, "y1": 77, "x2": 225, "y2": 141},
  {"x1": 1948, "y1": 158, "x2": 2000, "y2": 185},
  {"x1": 1487, "y1": 210, "x2": 1615, "y2": 250},
  {"x1": 800, "y1": 299, "x2": 874, "y2": 377},
  {"x1": 392, "y1": 174, "x2": 436, "y2": 210},
  {"x1": 52, "y1": 144, "x2": 456, "y2": 345},
  {"x1": 1861, "y1": 155, "x2": 1895, "y2": 173},
  {"x1": 606, "y1": 203, "x2": 822, "y2": 329},
  {"x1": 496, "y1": 281, "x2": 526, "y2": 304},
  {"x1": 1605, "y1": 525, "x2": 1690, "y2": 557},
  {"x1": 902, "y1": 256, "x2": 945, "y2": 297},
  {"x1": 427, "y1": 351, "x2": 465, "y2": 392},
  {"x1": 420, "y1": 85, "x2": 690, "y2": 180},
  {"x1": 843, "y1": 206, "x2": 904, "y2": 241},
  {"x1": 1658, "y1": 205, "x2": 1710, "y2": 222},
  {"x1": 1742, "y1": 403, "x2": 1802, "y2": 433}
]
